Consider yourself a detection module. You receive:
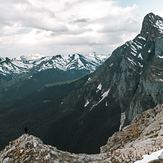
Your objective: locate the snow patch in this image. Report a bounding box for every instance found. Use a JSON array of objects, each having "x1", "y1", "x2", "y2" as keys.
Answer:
[
  {"x1": 91, "y1": 89, "x2": 110, "y2": 110},
  {"x1": 84, "y1": 100, "x2": 89, "y2": 107},
  {"x1": 101, "y1": 89, "x2": 110, "y2": 99},
  {"x1": 135, "y1": 149, "x2": 163, "y2": 163},
  {"x1": 131, "y1": 51, "x2": 137, "y2": 56},
  {"x1": 88, "y1": 77, "x2": 91, "y2": 81},
  {"x1": 96, "y1": 83, "x2": 102, "y2": 92},
  {"x1": 109, "y1": 63, "x2": 114, "y2": 67},
  {"x1": 156, "y1": 20, "x2": 163, "y2": 33},
  {"x1": 138, "y1": 35, "x2": 146, "y2": 41},
  {"x1": 138, "y1": 53, "x2": 143, "y2": 60},
  {"x1": 127, "y1": 57, "x2": 137, "y2": 65},
  {"x1": 138, "y1": 62, "x2": 143, "y2": 68},
  {"x1": 148, "y1": 49, "x2": 151, "y2": 53},
  {"x1": 158, "y1": 55, "x2": 163, "y2": 59},
  {"x1": 119, "y1": 112, "x2": 126, "y2": 131}
]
